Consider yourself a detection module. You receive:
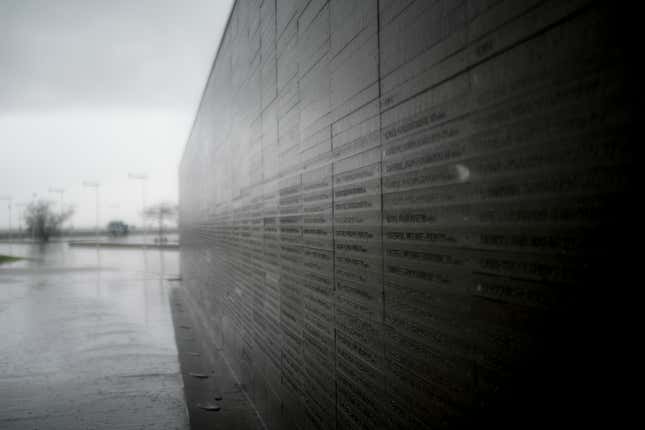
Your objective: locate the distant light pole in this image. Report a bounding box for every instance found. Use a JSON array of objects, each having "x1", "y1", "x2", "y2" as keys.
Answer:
[
  {"x1": 31, "y1": 193, "x2": 37, "y2": 240},
  {"x1": 49, "y1": 188, "x2": 64, "y2": 213},
  {"x1": 49, "y1": 188, "x2": 65, "y2": 235},
  {"x1": 0, "y1": 196, "x2": 11, "y2": 242},
  {"x1": 83, "y1": 181, "x2": 100, "y2": 244},
  {"x1": 128, "y1": 173, "x2": 147, "y2": 246},
  {"x1": 16, "y1": 203, "x2": 27, "y2": 235}
]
